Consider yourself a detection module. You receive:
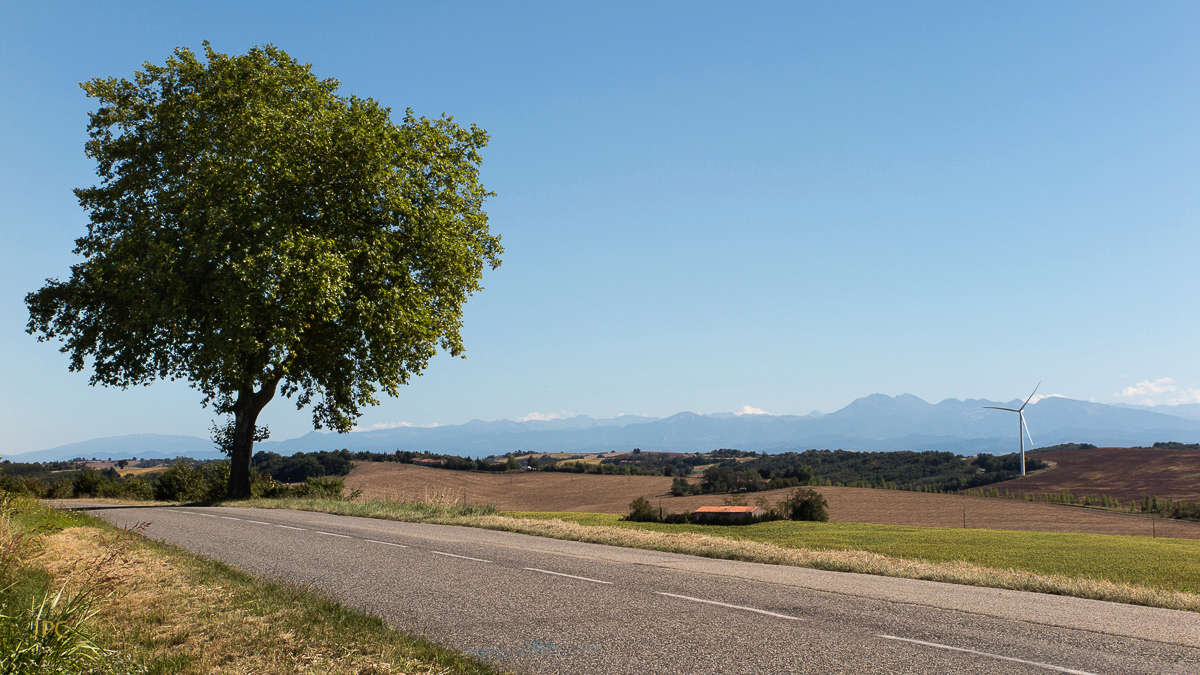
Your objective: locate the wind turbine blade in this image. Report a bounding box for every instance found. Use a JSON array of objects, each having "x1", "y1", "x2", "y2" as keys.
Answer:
[
  {"x1": 1020, "y1": 382, "x2": 1042, "y2": 411},
  {"x1": 983, "y1": 406, "x2": 1020, "y2": 412},
  {"x1": 1022, "y1": 413, "x2": 1034, "y2": 448}
]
